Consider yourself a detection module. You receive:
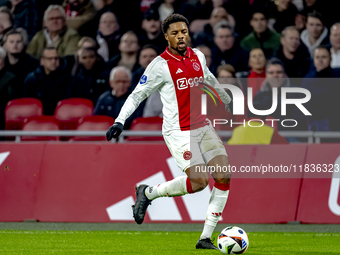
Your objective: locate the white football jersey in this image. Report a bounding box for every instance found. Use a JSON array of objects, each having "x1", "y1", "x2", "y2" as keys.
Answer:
[{"x1": 116, "y1": 47, "x2": 231, "y2": 134}]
